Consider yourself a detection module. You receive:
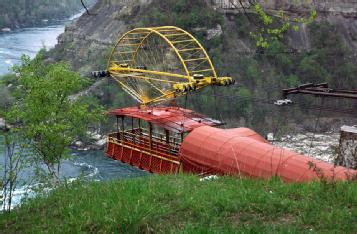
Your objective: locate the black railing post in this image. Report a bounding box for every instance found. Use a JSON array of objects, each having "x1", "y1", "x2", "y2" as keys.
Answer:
[
  {"x1": 132, "y1": 117, "x2": 136, "y2": 144},
  {"x1": 165, "y1": 129, "x2": 170, "y2": 153},
  {"x1": 121, "y1": 116, "x2": 125, "y2": 142},
  {"x1": 149, "y1": 123, "x2": 153, "y2": 150},
  {"x1": 116, "y1": 116, "x2": 120, "y2": 140}
]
